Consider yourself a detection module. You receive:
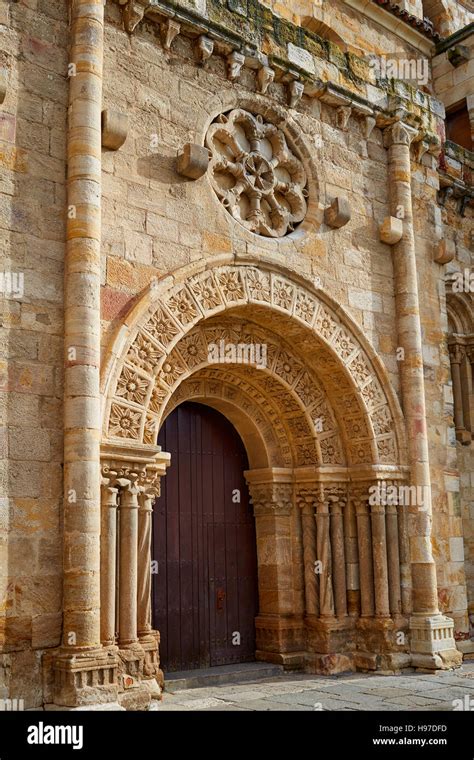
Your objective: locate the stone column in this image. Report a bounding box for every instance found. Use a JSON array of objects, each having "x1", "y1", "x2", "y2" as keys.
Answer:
[
  {"x1": 100, "y1": 476, "x2": 119, "y2": 646},
  {"x1": 354, "y1": 488, "x2": 374, "y2": 618},
  {"x1": 344, "y1": 493, "x2": 360, "y2": 616},
  {"x1": 370, "y1": 500, "x2": 390, "y2": 618},
  {"x1": 449, "y1": 342, "x2": 466, "y2": 433},
  {"x1": 137, "y1": 486, "x2": 158, "y2": 642},
  {"x1": 386, "y1": 501, "x2": 402, "y2": 617},
  {"x1": 385, "y1": 121, "x2": 461, "y2": 668},
  {"x1": 118, "y1": 479, "x2": 140, "y2": 647},
  {"x1": 315, "y1": 495, "x2": 335, "y2": 618},
  {"x1": 53, "y1": 0, "x2": 117, "y2": 708},
  {"x1": 296, "y1": 489, "x2": 319, "y2": 617},
  {"x1": 329, "y1": 494, "x2": 347, "y2": 618}
]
